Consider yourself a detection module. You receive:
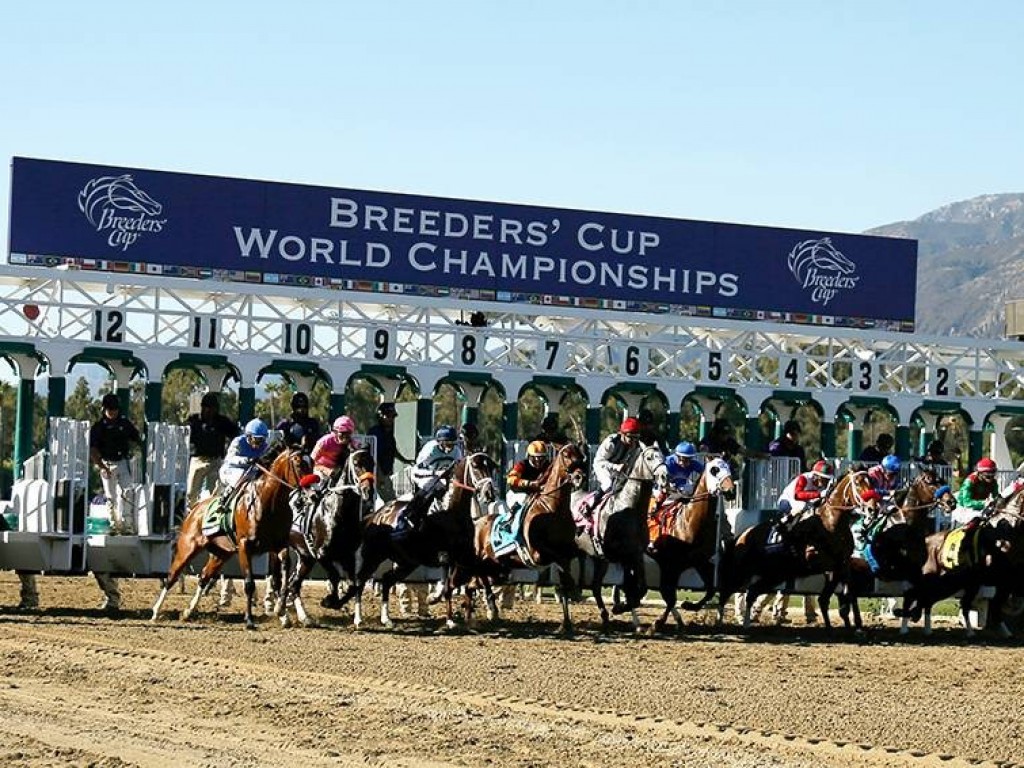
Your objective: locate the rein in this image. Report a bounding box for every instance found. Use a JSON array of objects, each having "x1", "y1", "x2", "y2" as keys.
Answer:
[{"x1": 253, "y1": 455, "x2": 302, "y2": 491}]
